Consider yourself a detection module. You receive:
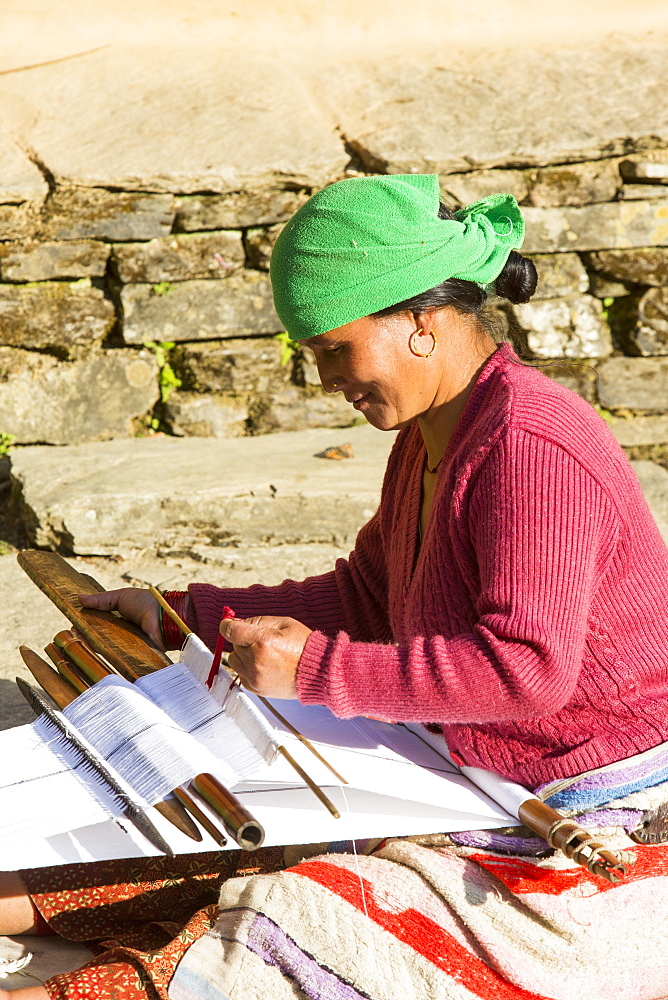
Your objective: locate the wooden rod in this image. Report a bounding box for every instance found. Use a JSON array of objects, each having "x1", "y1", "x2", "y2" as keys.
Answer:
[
  {"x1": 518, "y1": 799, "x2": 627, "y2": 883},
  {"x1": 152, "y1": 797, "x2": 202, "y2": 843},
  {"x1": 44, "y1": 643, "x2": 88, "y2": 695},
  {"x1": 173, "y1": 786, "x2": 227, "y2": 848},
  {"x1": 277, "y1": 745, "x2": 340, "y2": 819},
  {"x1": 257, "y1": 696, "x2": 347, "y2": 785},
  {"x1": 17, "y1": 550, "x2": 169, "y2": 678},
  {"x1": 54, "y1": 631, "x2": 113, "y2": 684},
  {"x1": 19, "y1": 646, "x2": 80, "y2": 708},
  {"x1": 191, "y1": 774, "x2": 264, "y2": 850}
]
